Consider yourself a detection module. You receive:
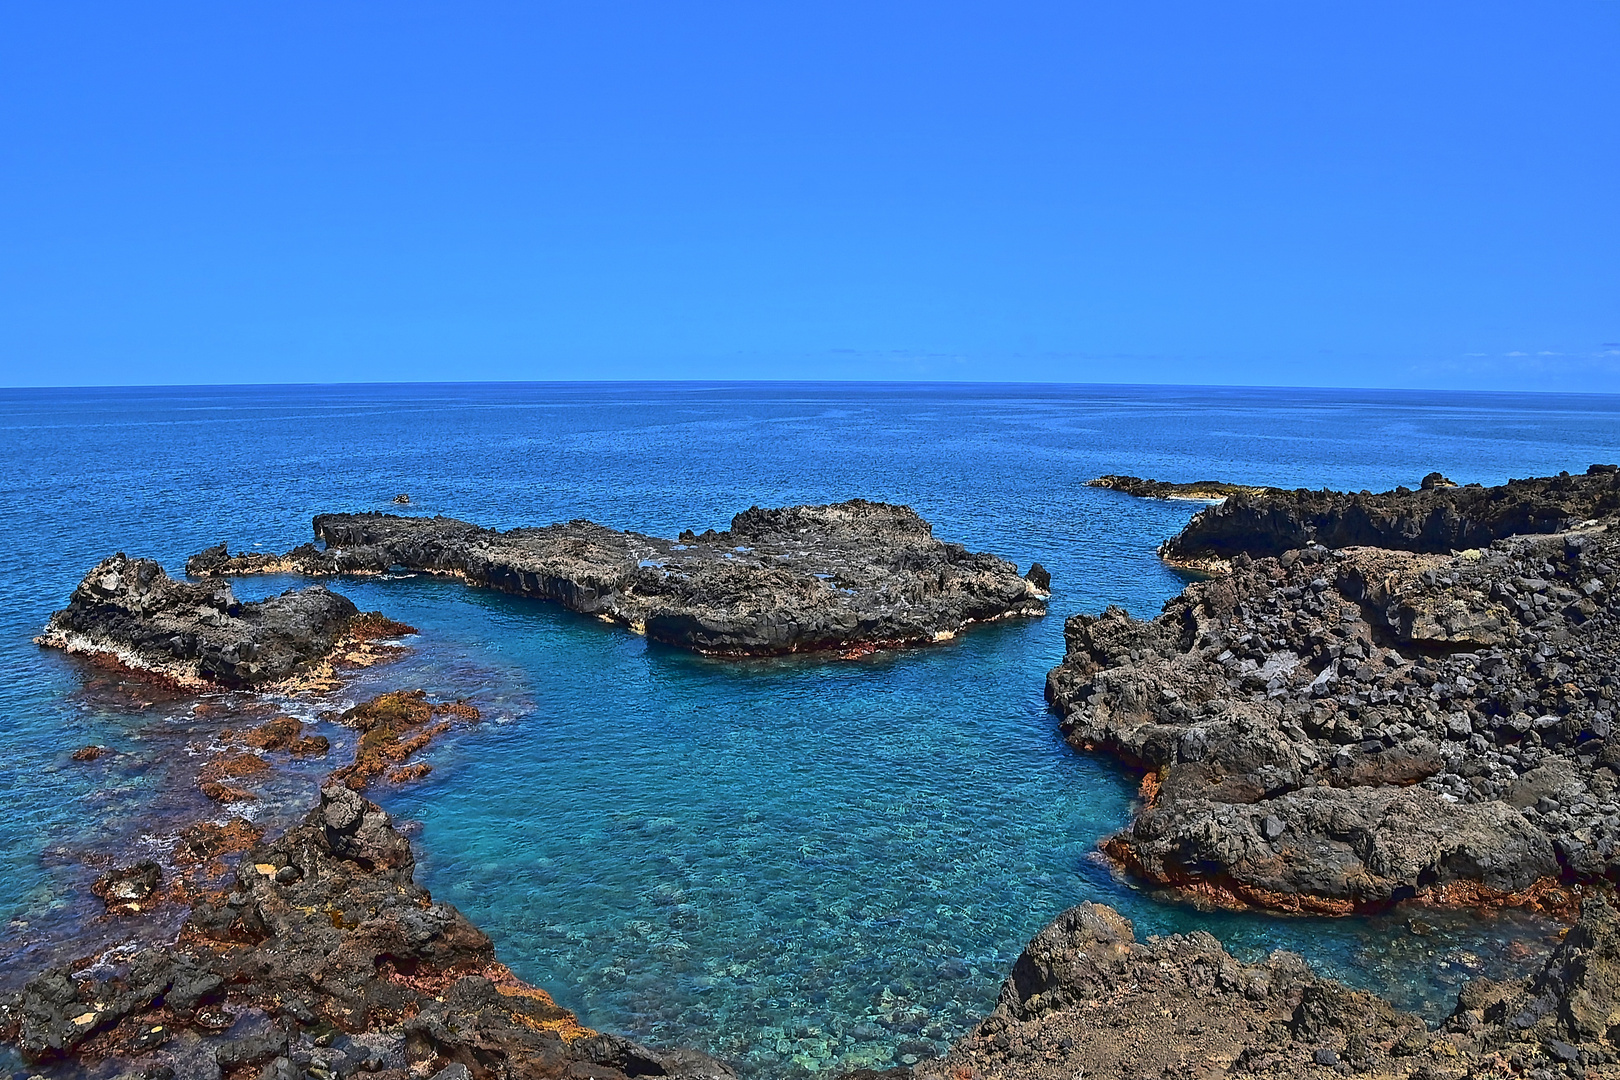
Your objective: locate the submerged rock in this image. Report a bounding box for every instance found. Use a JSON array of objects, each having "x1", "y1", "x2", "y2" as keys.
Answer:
[
  {"x1": 901, "y1": 896, "x2": 1620, "y2": 1080},
  {"x1": 323, "y1": 689, "x2": 480, "y2": 790},
  {"x1": 35, "y1": 554, "x2": 374, "y2": 689},
  {"x1": 187, "y1": 500, "x2": 1049, "y2": 656},
  {"x1": 1162, "y1": 465, "x2": 1620, "y2": 571},
  {"x1": 0, "y1": 787, "x2": 734, "y2": 1079},
  {"x1": 1050, "y1": 481, "x2": 1620, "y2": 914}
]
